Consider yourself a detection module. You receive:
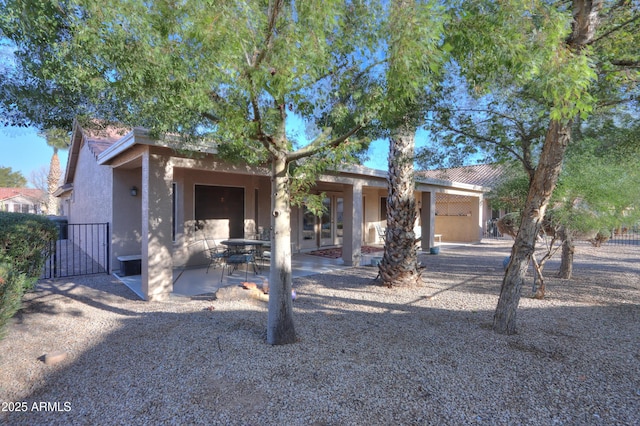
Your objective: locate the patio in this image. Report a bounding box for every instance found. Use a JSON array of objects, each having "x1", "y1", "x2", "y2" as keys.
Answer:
[{"x1": 114, "y1": 252, "x2": 354, "y2": 299}]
